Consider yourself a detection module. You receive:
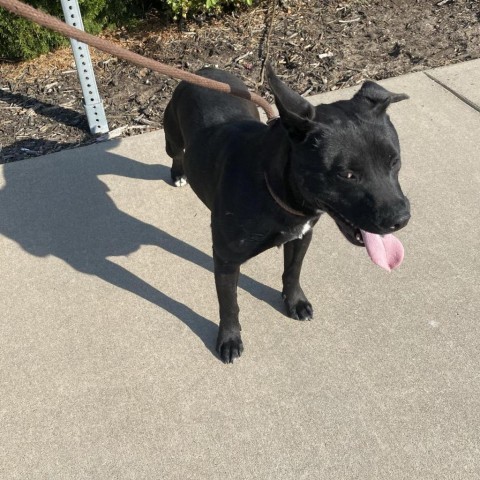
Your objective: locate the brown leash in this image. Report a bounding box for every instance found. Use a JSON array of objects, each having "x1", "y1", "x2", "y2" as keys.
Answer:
[{"x1": 0, "y1": 0, "x2": 276, "y2": 121}]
